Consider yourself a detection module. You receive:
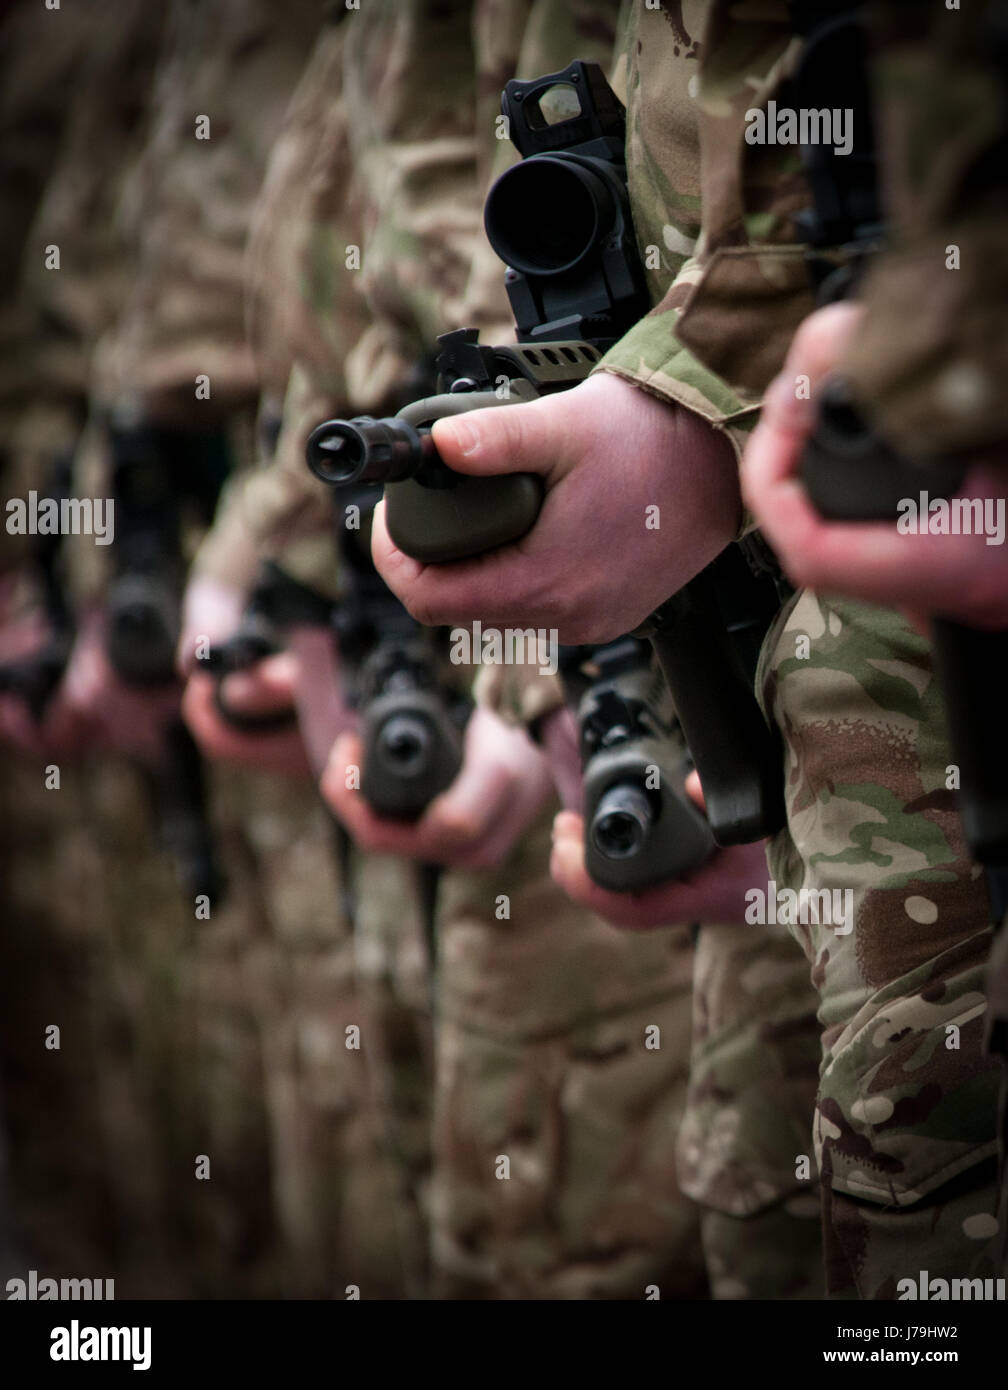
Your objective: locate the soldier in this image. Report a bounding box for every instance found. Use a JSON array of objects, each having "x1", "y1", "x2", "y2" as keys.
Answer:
[
  {"x1": 79, "y1": 0, "x2": 437, "y2": 1300},
  {"x1": 477, "y1": 1, "x2": 824, "y2": 1299},
  {"x1": 196, "y1": 0, "x2": 713, "y2": 1298},
  {"x1": 370, "y1": 0, "x2": 1004, "y2": 1298},
  {"x1": 181, "y1": 11, "x2": 438, "y2": 1298},
  {"x1": 736, "y1": 1, "x2": 1008, "y2": 1284},
  {"x1": 2, "y1": 0, "x2": 410, "y2": 1299},
  {"x1": 0, "y1": 0, "x2": 184, "y2": 1296}
]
